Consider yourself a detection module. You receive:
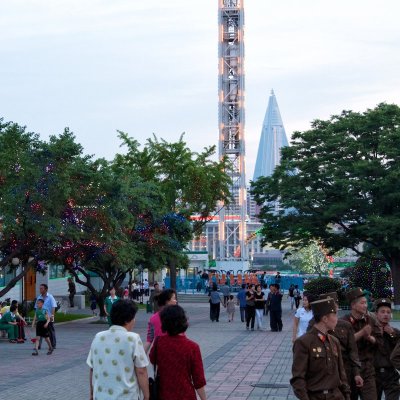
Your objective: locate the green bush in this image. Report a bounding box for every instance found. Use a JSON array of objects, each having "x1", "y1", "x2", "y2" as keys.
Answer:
[{"x1": 304, "y1": 277, "x2": 342, "y2": 297}]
